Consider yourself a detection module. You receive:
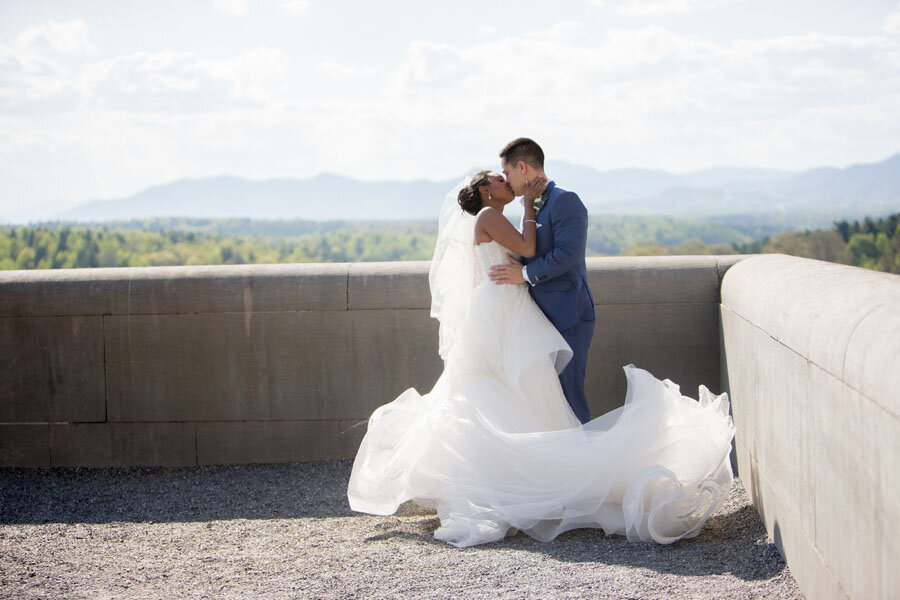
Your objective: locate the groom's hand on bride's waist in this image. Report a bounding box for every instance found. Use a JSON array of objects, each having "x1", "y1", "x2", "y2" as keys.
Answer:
[{"x1": 490, "y1": 255, "x2": 526, "y2": 285}]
